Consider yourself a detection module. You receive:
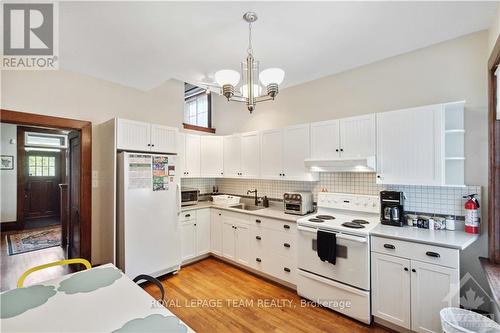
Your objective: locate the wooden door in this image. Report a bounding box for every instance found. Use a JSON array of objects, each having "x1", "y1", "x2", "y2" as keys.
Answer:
[
  {"x1": 310, "y1": 119, "x2": 340, "y2": 159},
  {"x1": 200, "y1": 136, "x2": 223, "y2": 177},
  {"x1": 376, "y1": 105, "x2": 443, "y2": 185},
  {"x1": 223, "y1": 135, "x2": 241, "y2": 178},
  {"x1": 371, "y1": 252, "x2": 411, "y2": 329},
  {"x1": 339, "y1": 114, "x2": 376, "y2": 158},
  {"x1": 260, "y1": 129, "x2": 283, "y2": 179},
  {"x1": 410, "y1": 260, "x2": 459, "y2": 333},
  {"x1": 24, "y1": 151, "x2": 61, "y2": 219},
  {"x1": 240, "y1": 131, "x2": 260, "y2": 178},
  {"x1": 283, "y1": 124, "x2": 311, "y2": 180},
  {"x1": 68, "y1": 133, "x2": 81, "y2": 259}
]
